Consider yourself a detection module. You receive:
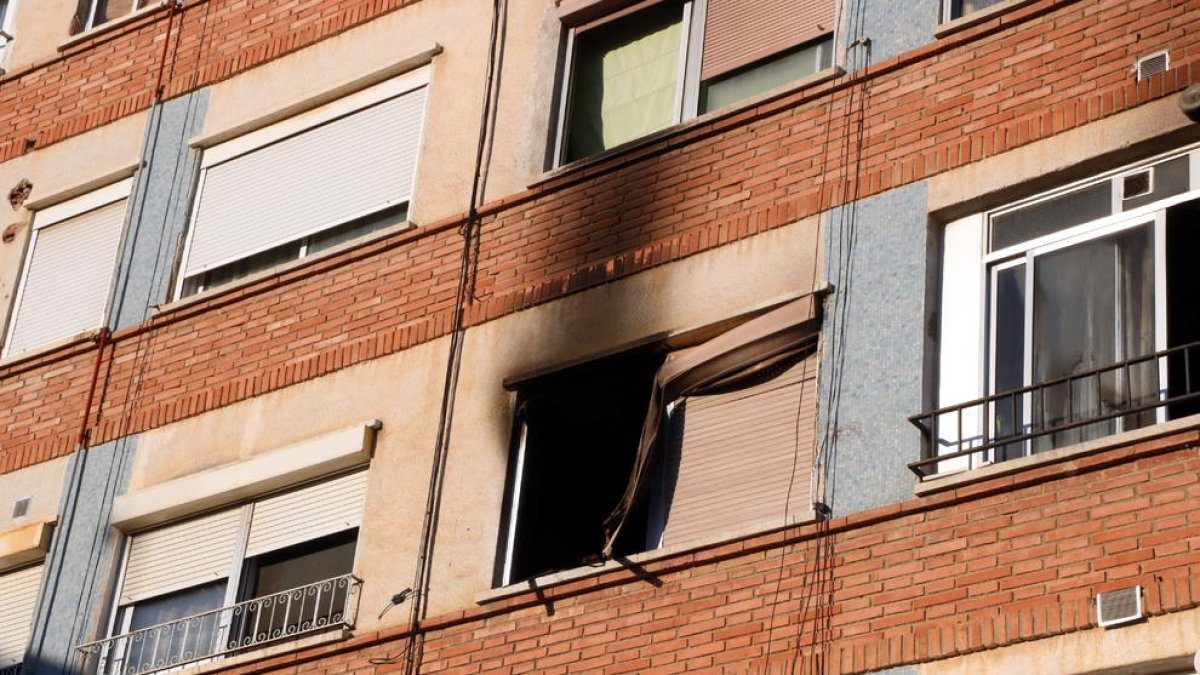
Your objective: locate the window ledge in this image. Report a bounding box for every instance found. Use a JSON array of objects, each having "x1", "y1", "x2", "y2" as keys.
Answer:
[
  {"x1": 153, "y1": 221, "x2": 417, "y2": 316},
  {"x1": 0, "y1": 329, "x2": 99, "y2": 369},
  {"x1": 58, "y1": 1, "x2": 168, "y2": 51},
  {"x1": 914, "y1": 413, "x2": 1200, "y2": 496},
  {"x1": 0, "y1": 520, "x2": 54, "y2": 572},
  {"x1": 532, "y1": 66, "x2": 845, "y2": 189},
  {"x1": 934, "y1": 0, "x2": 1041, "y2": 38},
  {"x1": 476, "y1": 510, "x2": 815, "y2": 605}
]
